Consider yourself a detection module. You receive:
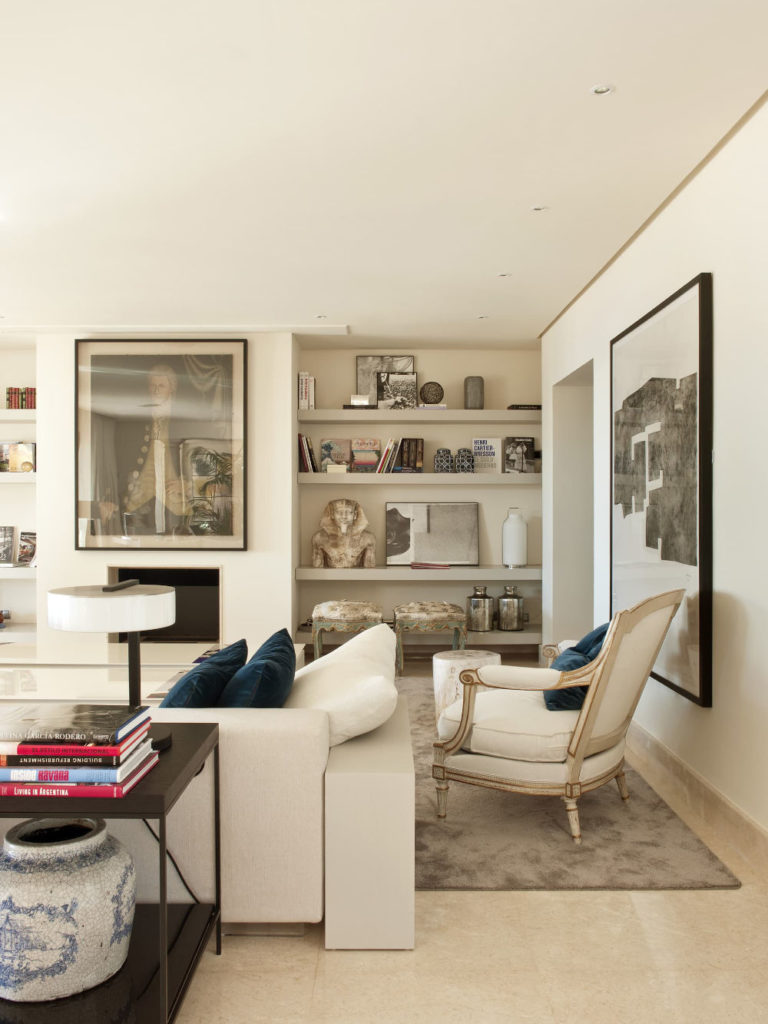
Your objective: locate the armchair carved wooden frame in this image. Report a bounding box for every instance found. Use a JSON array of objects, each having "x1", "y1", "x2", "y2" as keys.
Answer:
[{"x1": 432, "y1": 589, "x2": 684, "y2": 843}]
